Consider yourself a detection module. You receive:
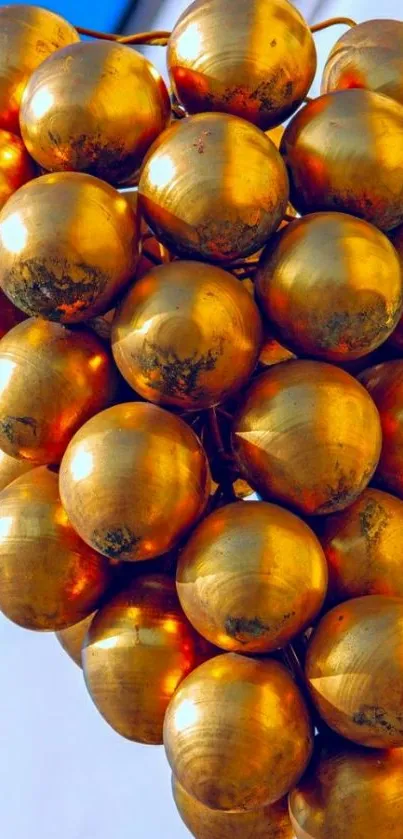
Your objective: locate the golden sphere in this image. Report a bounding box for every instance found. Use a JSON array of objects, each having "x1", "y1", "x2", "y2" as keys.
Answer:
[
  {"x1": 0, "y1": 172, "x2": 138, "y2": 323},
  {"x1": 282, "y1": 89, "x2": 403, "y2": 231},
  {"x1": 0, "y1": 318, "x2": 118, "y2": 464},
  {"x1": 167, "y1": 0, "x2": 316, "y2": 129},
  {"x1": 0, "y1": 287, "x2": 26, "y2": 339},
  {"x1": 321, "y1": 488, "x2": 403, "y2": 602},
  {"x1": 138, "y1": 112, "x2": 289, "y2": 263},
  {"x1": 172, "y1": 776, "x2": 293, "y2": 839},
  {"x1": 59, "y1": 402, "x2": 211, "y2": 562},
  {"x1": 20, "y1": 41, "x2": 171, "y2": 186},
  {"x1": 256, "y1": 213, "x2": 403, "y2": 361},
  {"x1": 56, "y1": 611, "x2": 95, "y2": 668},
  {"x1": 176, "y1": 500, "x2": 327, "y2": 652},
  {"x1": 232, "y1": 360, "x2": 382, "y2": 515},
  {"x1": 0, "y1": 445, "x2": 34, "y2": 491},
  {"x1": 112, "y1": 261, "x2": 262, "y2": 410},
  {"x1": 0, "y1": 466, "x2": 111, "y2": 631},
  {"x1": 290, "y1": 742, "x2": 403, "y2": 839},
  {"x1": 0, "y1": 4, "x2": 78, "y2": 134},
  {"x1": 83, "y1": 574, "x2": 214, "y2": 744},
  {"x1": 359, "y1": 360, "x2": 403, "y2": 497},
  {"x1": 164, "y1": 653, "x2": 313, "y2": 811},
  {"x1": 322, "y1": 19, "x2": 403, "y2": 107},
  {"x1": 0, "y1": 129, "x2": 35, "y2": 209},
  {"x1": 306, "y1": 595, "x2": 403, "y2": 747}
]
